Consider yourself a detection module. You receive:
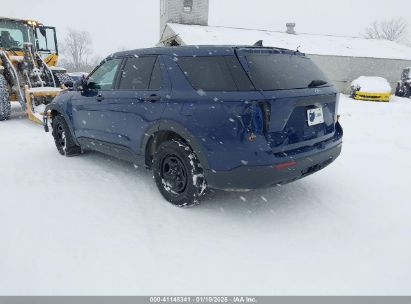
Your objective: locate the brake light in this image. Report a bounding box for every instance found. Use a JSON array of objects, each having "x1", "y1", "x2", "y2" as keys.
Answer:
[{"x1": 274, "y1": 161, "x2": 297, "y2": 169}]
